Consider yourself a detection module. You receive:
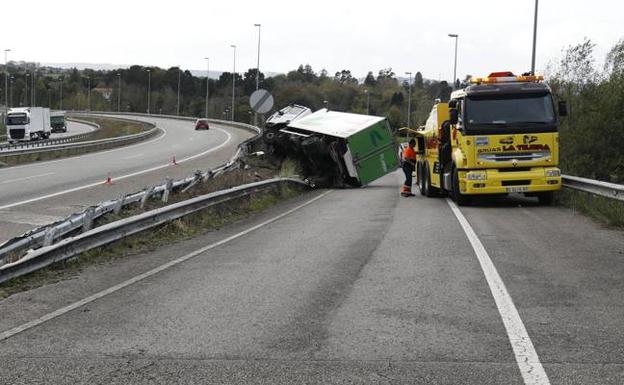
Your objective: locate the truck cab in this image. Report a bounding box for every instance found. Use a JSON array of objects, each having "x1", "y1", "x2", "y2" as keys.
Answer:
[
  {"x1": 6, "y1": 107, "x2": 51, "y2": 143},
  {"x1": 50, "y1": 111, "x2": 67, "y2": 133},
  {"x1": 415, "y1": 72, "x2": 565, "y2": 205}
]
